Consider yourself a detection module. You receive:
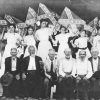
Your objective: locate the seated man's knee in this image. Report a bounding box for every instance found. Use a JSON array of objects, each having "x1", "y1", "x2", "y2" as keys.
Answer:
[
  {"x1": 44, "y1": 78, "x2": 49, "y2": 85},
  {"x1": 58, "y1": 77, "x2": 63, "y2": 83}
]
